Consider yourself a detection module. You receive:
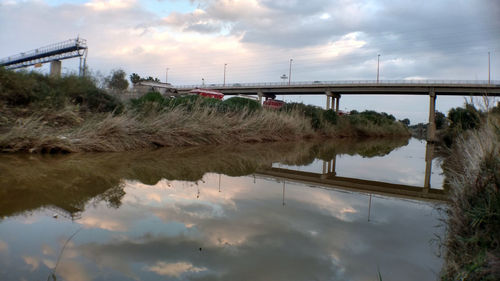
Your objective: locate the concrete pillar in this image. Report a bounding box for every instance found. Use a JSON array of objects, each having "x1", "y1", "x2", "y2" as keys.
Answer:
[
  {"x1": 326, "y1": 91, "x2": 332, "y2": 110},
  {"x1": 322, "y1": 161, "x2": 327, "y2": 174},
  {"x1": 257, "y1": 91, "x2": 263, "y2": 104},
  {"x1": 424, "y1": 142, "x2": 435, "y2": 192},
  {"x1": 331, "y1": 97, "x2": 335, "y2": 110},
  {"x1": 330, "y1": 156, "x2": 336, "y2": 176},
  {"x1": 427, "y1": 90, "x2": 437, "y2": 142},
  {"x1": 335, "y1": 94, "x2": 340, "y2": 113},
  {"x1": 50, "y1": 60, "x2": 61, "y2": 78}
]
